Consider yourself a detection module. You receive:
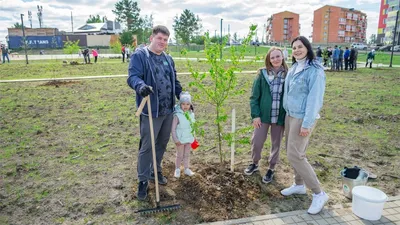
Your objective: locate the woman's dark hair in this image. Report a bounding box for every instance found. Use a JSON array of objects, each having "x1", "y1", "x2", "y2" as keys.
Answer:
[{"x1": 291, "y1": 36, "x2": 315, "y2": 65}]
